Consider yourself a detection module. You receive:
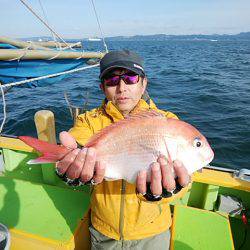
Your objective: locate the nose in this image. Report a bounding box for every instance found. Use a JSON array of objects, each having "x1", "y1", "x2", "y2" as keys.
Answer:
[{"x1": 116, "y1": 79, "x2": 127, "y2": 93}]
